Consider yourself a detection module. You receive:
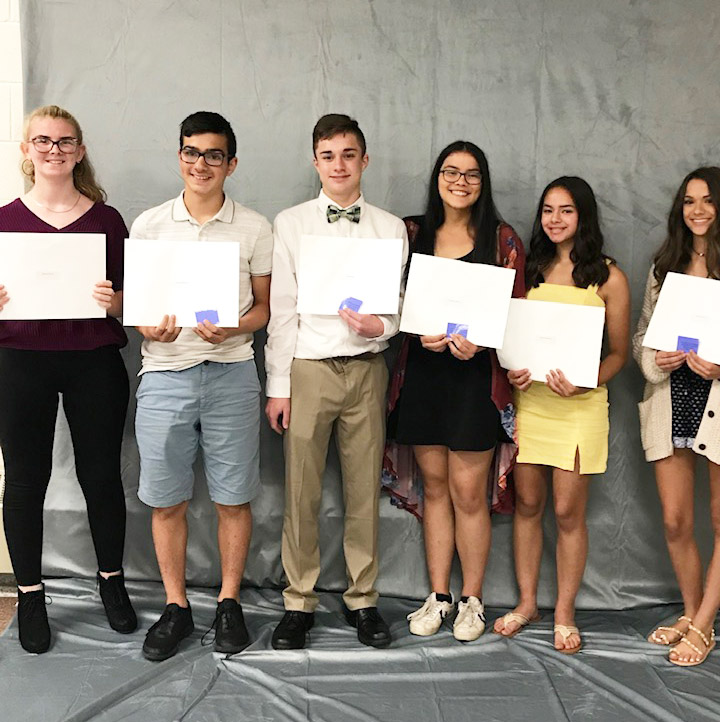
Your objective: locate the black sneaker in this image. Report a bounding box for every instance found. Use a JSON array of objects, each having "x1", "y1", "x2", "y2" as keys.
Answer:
[
  {"x1": 212, "y1": 598, "x2": 250, "y2": 654},
  {"x1": 142, "y1": 603, "x2": 194, "y2": 661},
  {"x1": 271, "y1": 610, "x2": 314, "y2": 650},
  {"x1": 97, "y1": 572, "x2": 137, "y2": 633},
  {"x1": 17, "y1": 585, "x2": 51, "y2": 654}
]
